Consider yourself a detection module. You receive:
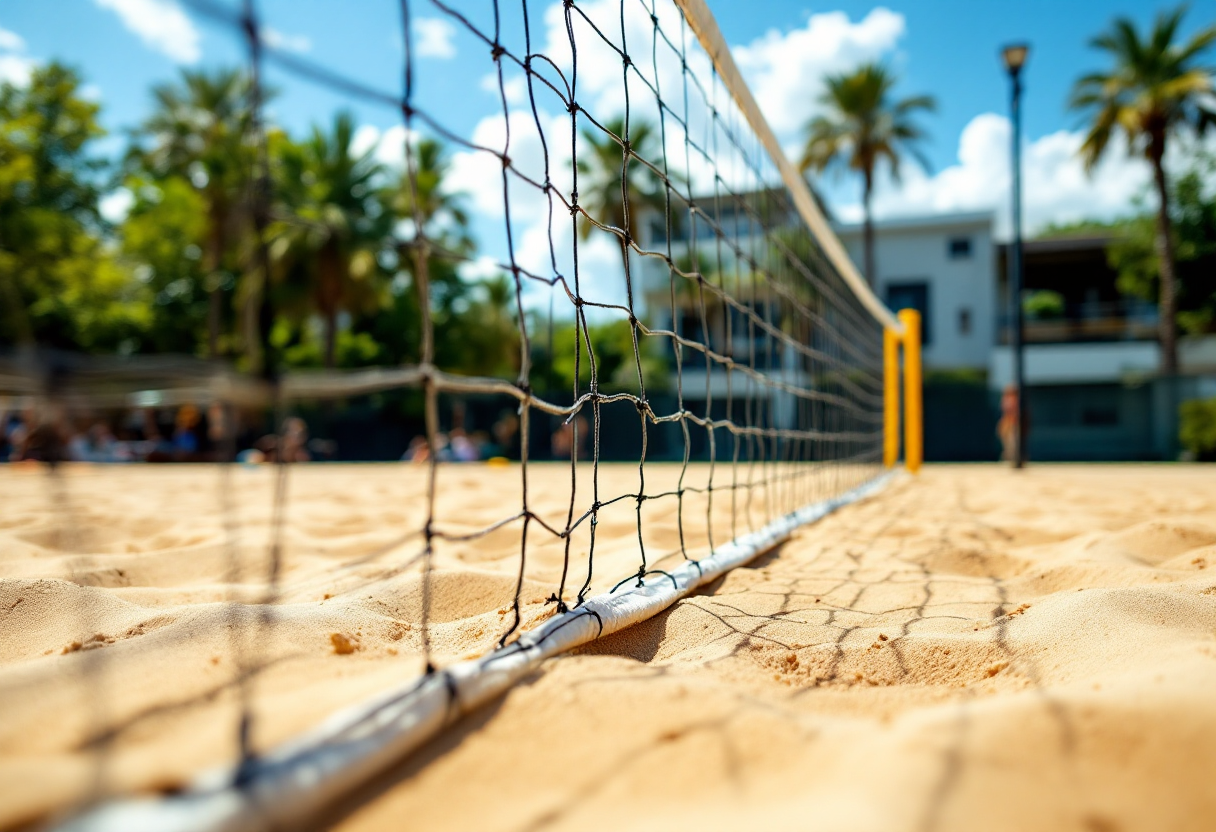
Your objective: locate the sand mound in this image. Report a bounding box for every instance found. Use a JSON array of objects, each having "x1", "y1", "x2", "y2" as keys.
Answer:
[{"x1": 2, "y1": 463, "x2": 1215, "y2": 832}]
